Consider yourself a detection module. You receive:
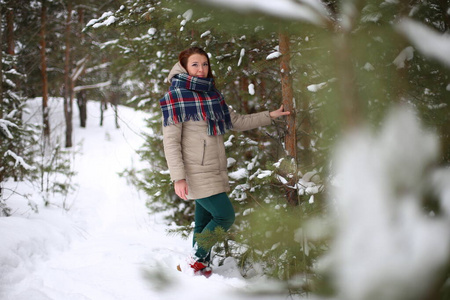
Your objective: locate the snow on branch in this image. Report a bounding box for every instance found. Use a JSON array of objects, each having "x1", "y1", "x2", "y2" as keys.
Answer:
[
  {"x1": 85, "y1": 62, "x2": 111, "y2": 74},
  {"x1": 196, "y1": 0, "x2": 332, "y2": 26},
  {"x1": 266, "y1": 51, "x2": 282, "y2": 60},
  {"x1": 0, "y1": 119, "x2": 18, "y2": 139},
  {"x1": 396, "y1": 18, "x2": 450, "y2": 68},
  {"x1": 71, "y1": 55, "x2": 89, "y2": 82},
  {"x1": 5, "y1": 68, "x2": 25, "y2": 77},
  {"x1": 7, "y1": 90, "x2": 22, "y2": 101},
  {"x1": 73, "y1": 81, "x2": 111, "y2": 92},
  {"x1": 85, "y1": 9, "x2": 119, "y2": 30},
  {"x1": 393, "y1": 46, "x2": 414, "y2": 69},
  {"x1": 4, "y1": 150, "x2": 36, "y2": 170}
]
